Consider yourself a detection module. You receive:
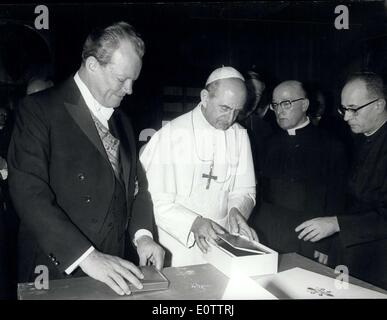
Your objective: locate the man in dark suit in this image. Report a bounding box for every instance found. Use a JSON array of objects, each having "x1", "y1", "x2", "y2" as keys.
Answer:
[
  {"x1": 296, "y1": 72, "x2": 387, "y2": 289},
  {"x1": 7, "y1": 21, "x2": 164, "y2": 296}
]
